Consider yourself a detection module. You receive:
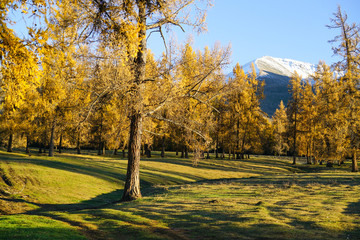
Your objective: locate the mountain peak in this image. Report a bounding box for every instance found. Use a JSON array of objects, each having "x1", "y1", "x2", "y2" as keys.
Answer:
[{"x1": 242, "y1": 56, "x2": 316, "y2": 79}]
